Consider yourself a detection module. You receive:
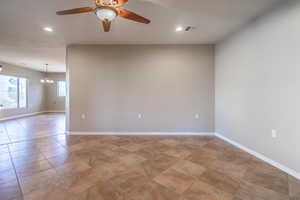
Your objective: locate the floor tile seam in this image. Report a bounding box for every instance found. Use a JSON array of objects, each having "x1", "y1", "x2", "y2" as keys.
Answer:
[
  {"x1": 151, "y1": 159, "x2": 183, "y2": 180},
  {"x1": 0, "y1": 133, "x2": 67, "y2": 146},
  {"x1": 37, "y1": 143, "x2": 68, "y2": 155},
  {"x1": 8, "y1": 146, "x2": 25, "y2": 199},
  {"x1": 2, "y1": 124, "x2": 13, "y2": 143},
  {"x1": 15, "y1": 119, "x2": 26, "y2": 131},
  {"x1": 2, "y1": 122, "x2": 10, "y2": 136},
  {"x1": 8, "y1": 145, "x2": 41, "y2": 155},
  {"x1": 42, "y1": 151, "x2": 59, "y2": 170},
  {"x1": 152, "y1": 177, "x2": 190, "y2": 196}
]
